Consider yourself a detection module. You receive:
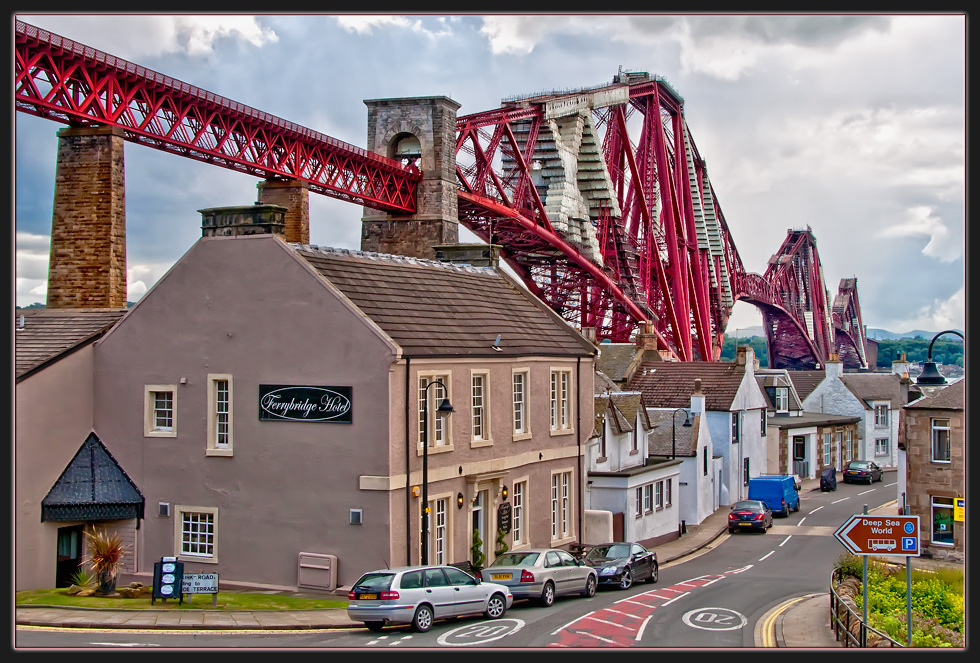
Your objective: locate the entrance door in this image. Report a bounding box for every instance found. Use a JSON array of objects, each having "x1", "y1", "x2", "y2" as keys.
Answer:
[
  {"x1": 472, "y1": 490, "x2": 488, "y2": 567},
  {"x1": 56, "y1": 525, "x2": 84, "y2": 588}
]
